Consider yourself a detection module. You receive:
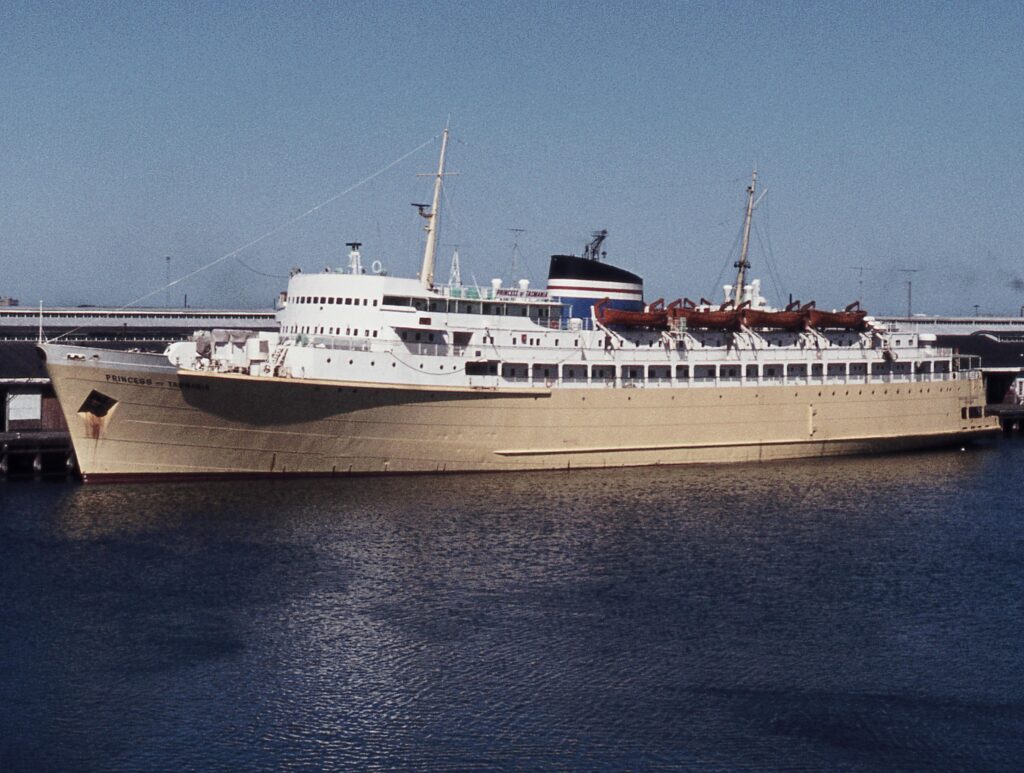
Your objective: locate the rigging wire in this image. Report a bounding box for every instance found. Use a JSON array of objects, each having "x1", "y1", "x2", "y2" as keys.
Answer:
[
  {"x1": 752, "y1": 221, "x2": 785, "y2": 307},
  {"x1": 757, "y1": 197, "x2": 781, "y2": 301},
  {"x1": 233, "y1": 256, "x2": 289, "y2": 279},
  {"x1": 710, "y1": 219, "x2": 745, "y2": 302},
  {"x1": 440, "y1": 178, "x2": 461, "y2": 255},
  {"x1": 46, "y1": 133, "x2": 438, "y2": 344},
  {"x1": 758, "y1": 194, "x2": 788, "y2": 304}
]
